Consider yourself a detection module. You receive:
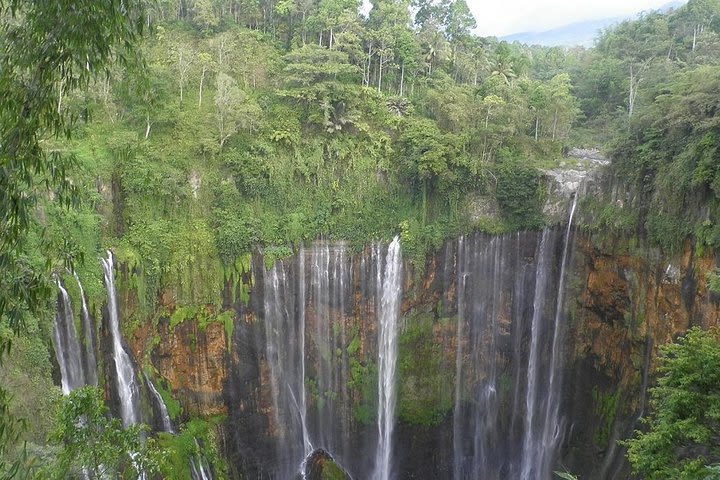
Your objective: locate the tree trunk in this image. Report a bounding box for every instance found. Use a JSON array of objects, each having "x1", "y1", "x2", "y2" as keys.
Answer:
[
  {"x1": 57, "y1": 79, "x2": 64, "y2": 113},
  {"x1": 628, "y1": 65, "x2": 637, "y2": 118},
  {"x1": 364, "y1": 45, "x2": 373, "y2": 86},
  {"x1": 399, "y1": 62, "x2": 405, "y2": 96},
  {"x1": 377, "y1": 54, "x2": 383, "y2": 93},
  {"x1": 329, "y1": 28, "x2": 333, "y2": 49},
  {"x1": 145, "y1": 112, "x2": 151, "y2": 139},
  {"x1": 199, "y1": 66, "x2": 206, "y2": 108}
]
